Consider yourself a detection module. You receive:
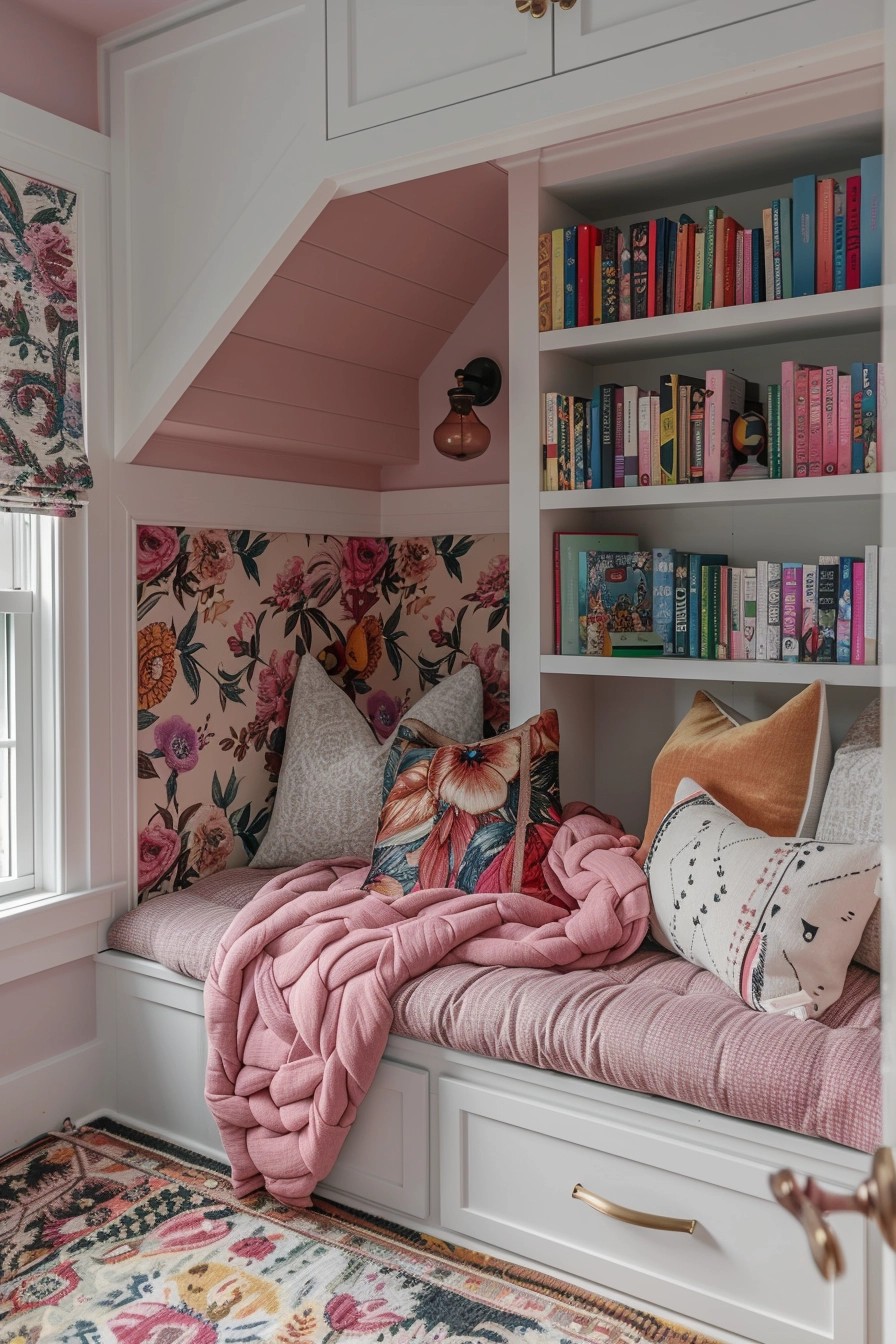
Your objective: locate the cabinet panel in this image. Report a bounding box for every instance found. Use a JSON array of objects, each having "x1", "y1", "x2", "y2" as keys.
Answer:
[
  {"x1": 553, "y1": 0, "x2": 810, "y2": 73},
  {"x1": 326, "y1": 0, "x2": 552, "y2": 137}
]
